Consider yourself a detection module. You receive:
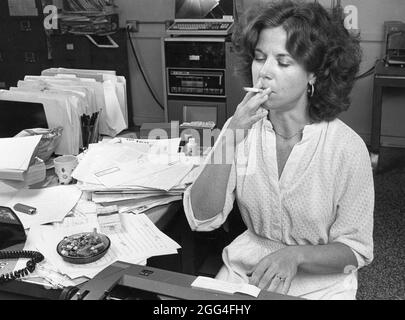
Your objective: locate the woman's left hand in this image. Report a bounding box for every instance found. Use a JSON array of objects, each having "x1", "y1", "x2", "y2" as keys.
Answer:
[{"x1": 248, "y1": 246, "x2": 300, "y2": 294}]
